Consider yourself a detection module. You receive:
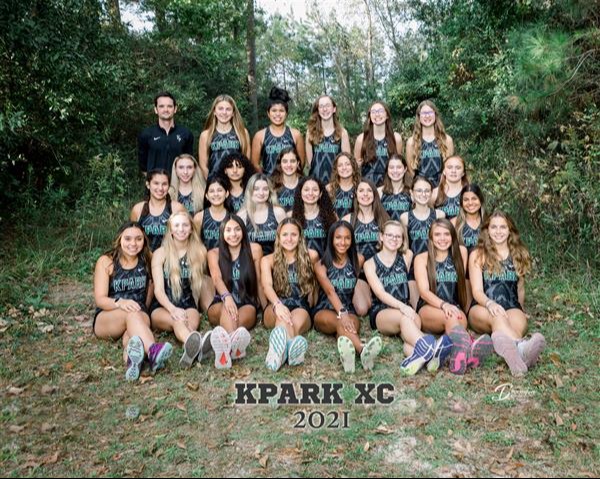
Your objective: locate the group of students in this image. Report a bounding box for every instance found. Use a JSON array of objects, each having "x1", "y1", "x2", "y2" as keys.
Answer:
[{"x1": 94, "y1": 87, "x2": 546, "y2": 381}]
